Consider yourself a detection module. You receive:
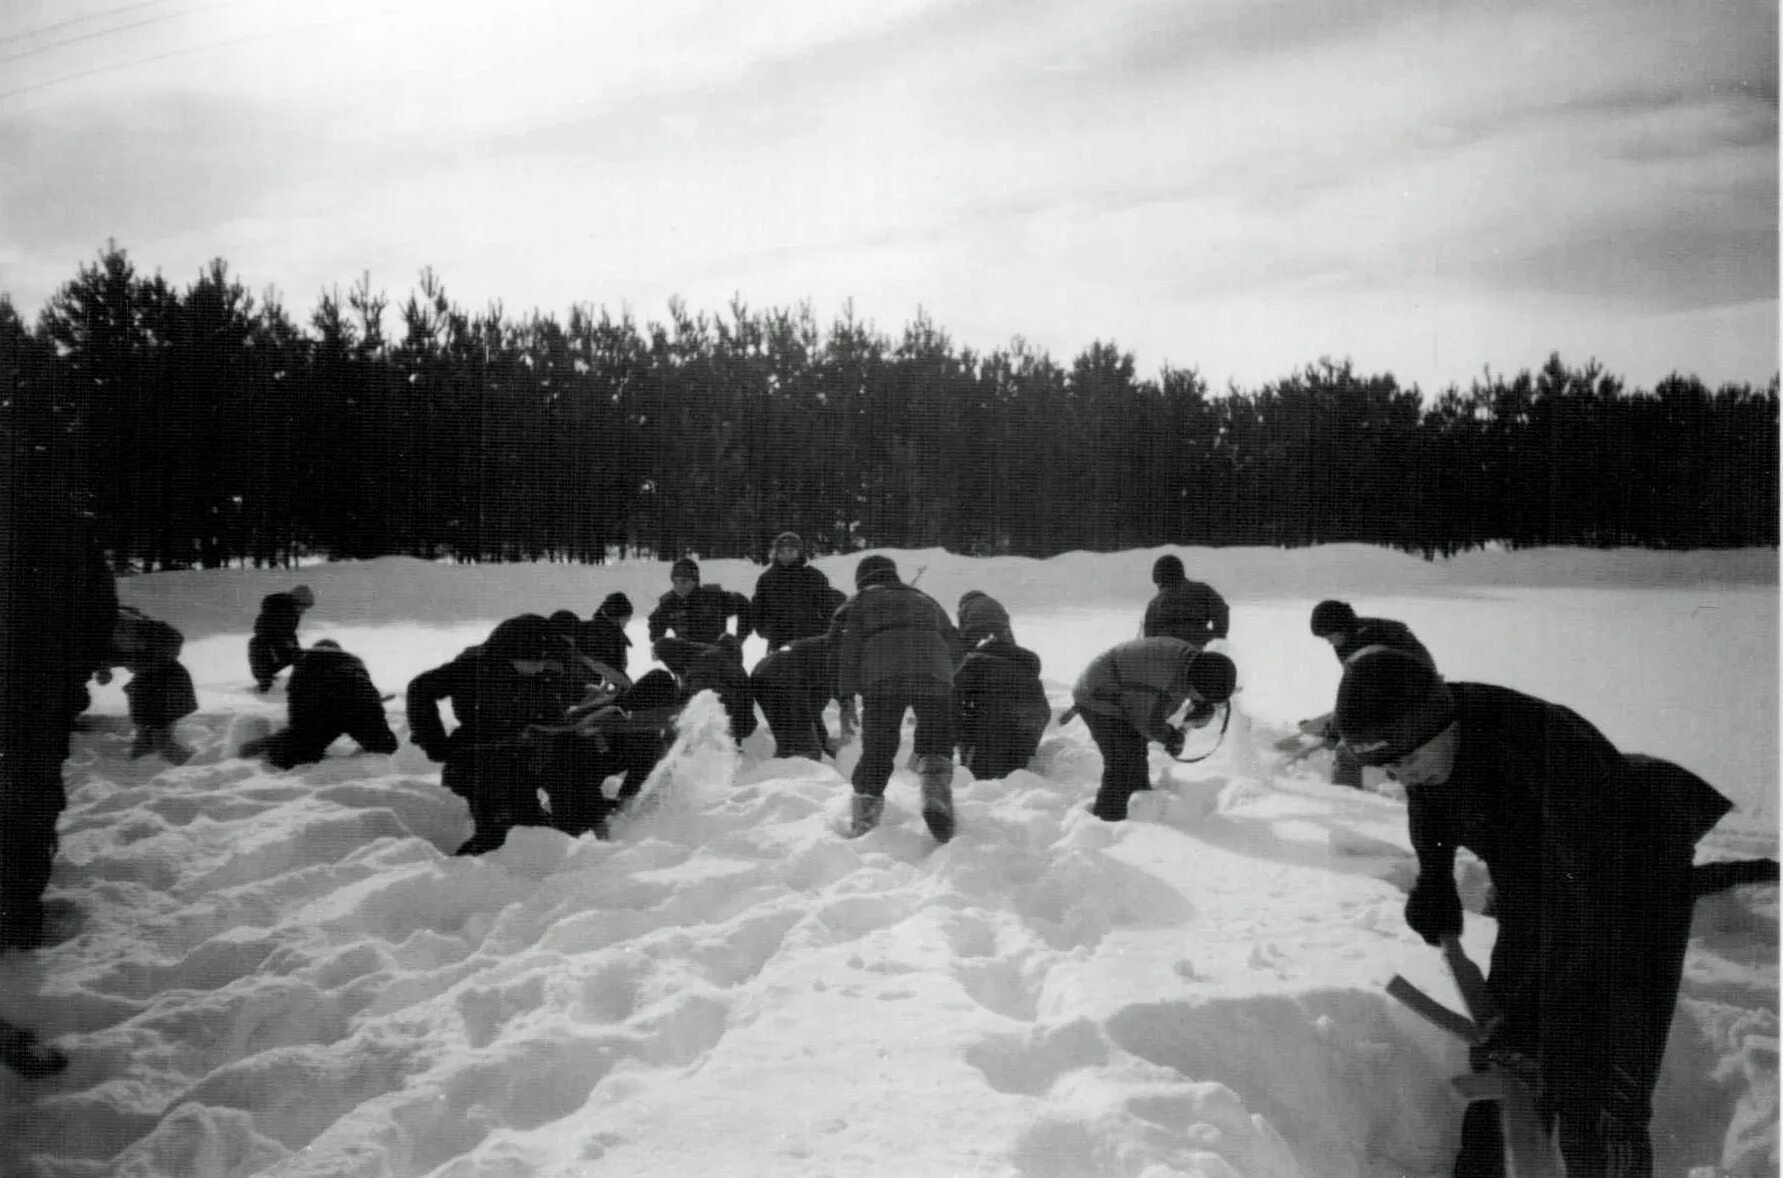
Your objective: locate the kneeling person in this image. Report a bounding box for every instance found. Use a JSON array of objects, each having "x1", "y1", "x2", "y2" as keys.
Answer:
[
  {"x1": 954, "y1": 630, "x2": 1050, "y2": 779},
  {"x1": 241, "y1": 639, "x2": 398, "y2": 769}
]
